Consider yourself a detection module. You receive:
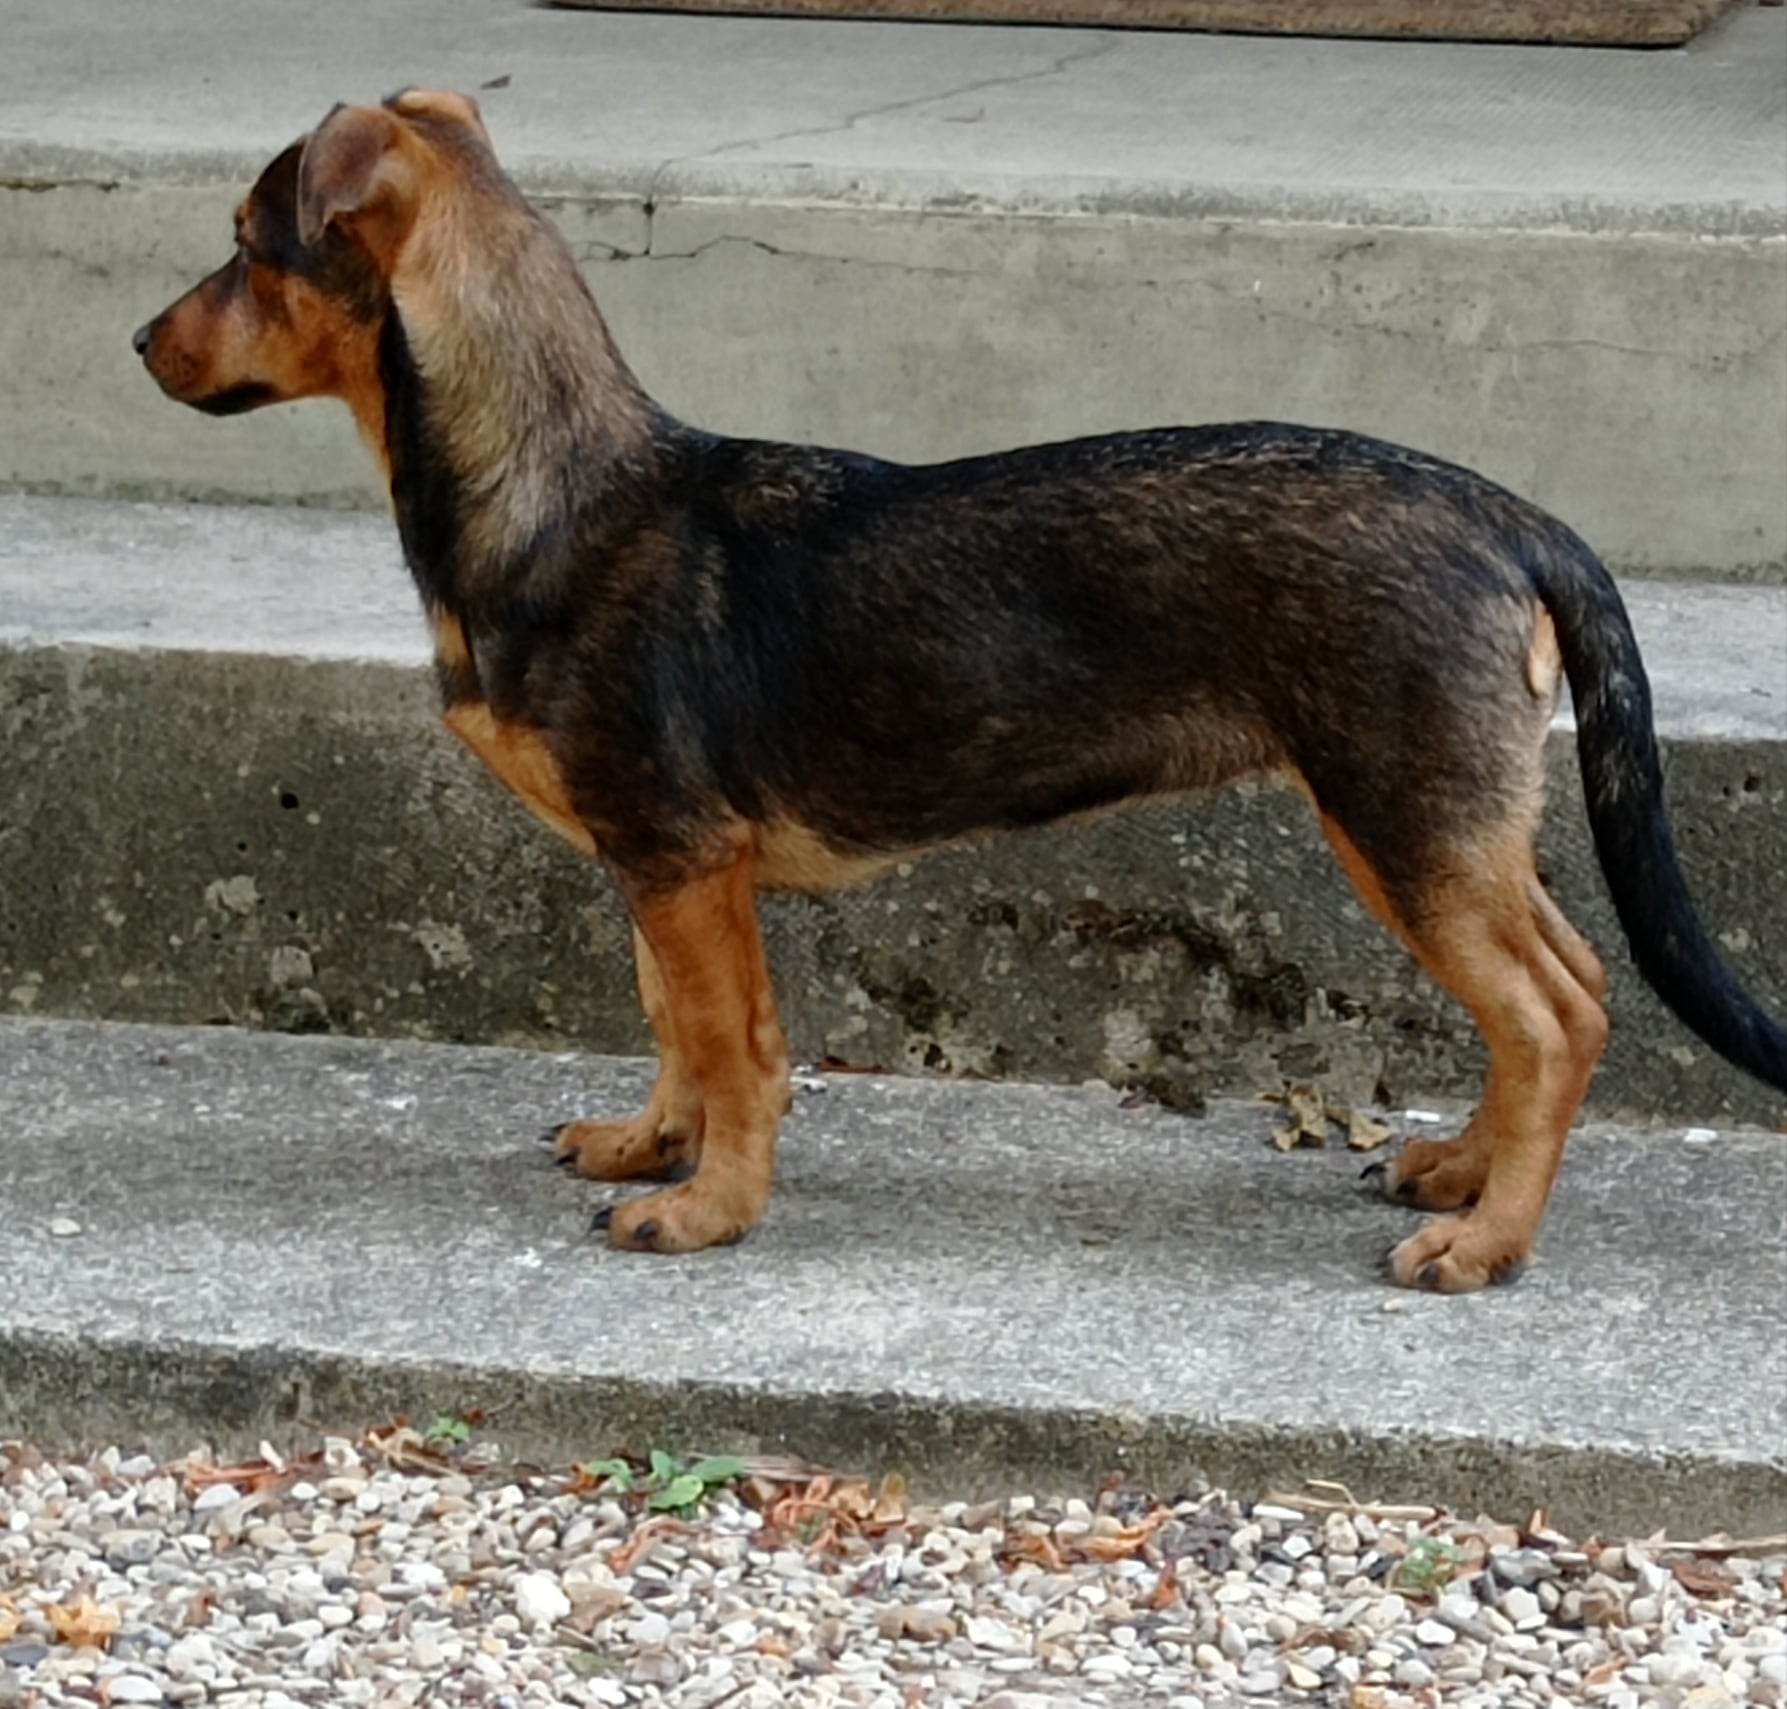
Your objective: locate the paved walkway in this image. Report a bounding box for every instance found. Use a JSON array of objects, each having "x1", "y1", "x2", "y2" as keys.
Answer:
[
  {"x1": 4, "y1": 0, "x2": 1782, "y2": 230},
  {"x1": 4, "y1": 1017, "x2": 1783, "y2": 1538}
]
